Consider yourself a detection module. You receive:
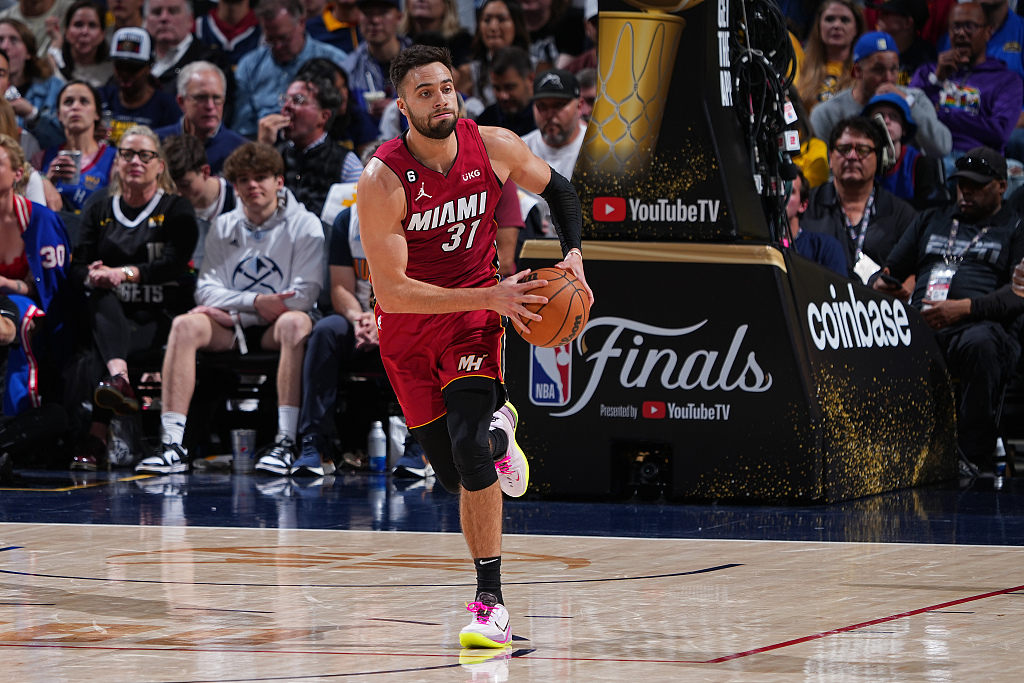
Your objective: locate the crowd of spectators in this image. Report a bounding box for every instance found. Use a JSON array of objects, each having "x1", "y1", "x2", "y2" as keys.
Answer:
[{"x1": 1, "y1": 0, "x2": 1023, "y2": 484}]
